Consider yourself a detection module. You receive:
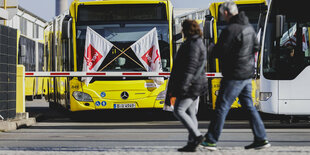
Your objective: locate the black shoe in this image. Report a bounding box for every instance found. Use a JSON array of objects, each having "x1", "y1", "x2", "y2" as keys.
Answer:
[
  {"x1": 245, "y1": 140, "x2": 271, "y2": 150},
  {"x1": 177, "y1": 144, "x2": 196, "y2": 152},
  {"x1": 177, "y1": 135, "x2": 205, "y2": 152}
]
